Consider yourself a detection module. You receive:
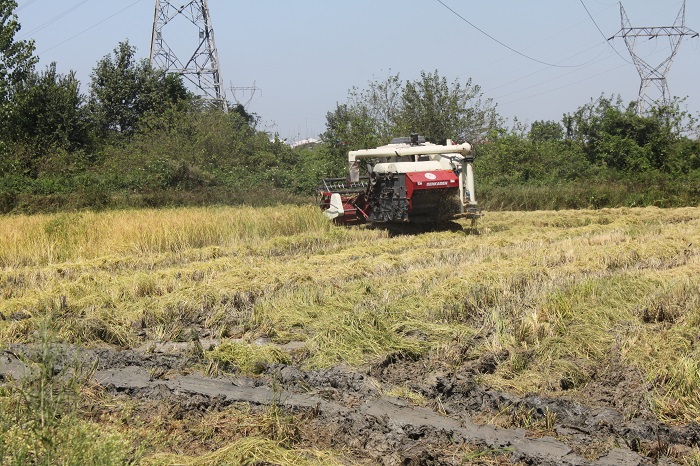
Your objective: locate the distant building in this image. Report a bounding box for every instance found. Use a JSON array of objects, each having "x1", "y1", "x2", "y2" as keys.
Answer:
[{"x1": 290, "y1": 138, "x2": 321, "y2": 149}]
